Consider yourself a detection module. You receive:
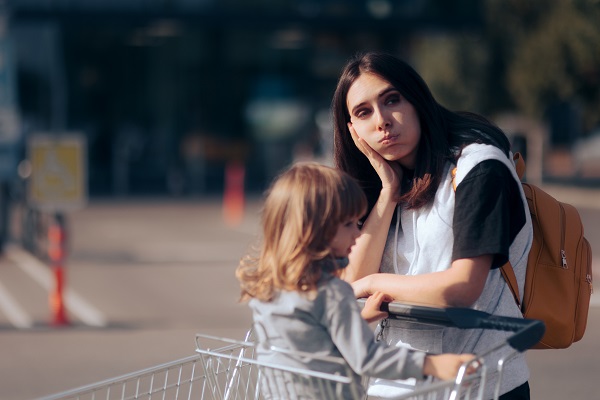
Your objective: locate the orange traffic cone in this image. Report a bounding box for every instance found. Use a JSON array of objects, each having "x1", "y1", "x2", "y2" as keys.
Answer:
[
  {"x1": 223, "y1": 161, "x2": 245, "y2": 227},
  {"x1": 48, "y1": 215, "x2": 69, "y2": 326}
]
